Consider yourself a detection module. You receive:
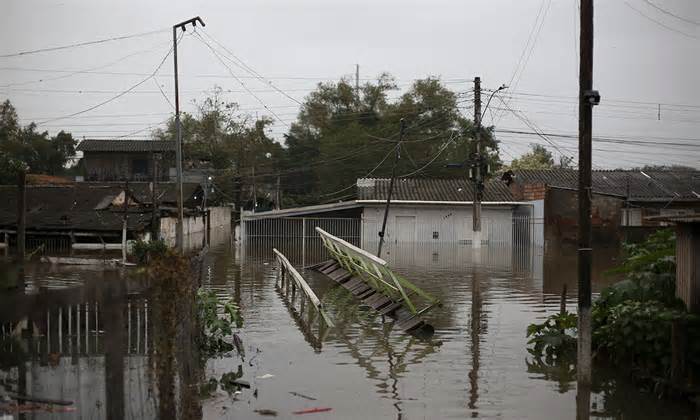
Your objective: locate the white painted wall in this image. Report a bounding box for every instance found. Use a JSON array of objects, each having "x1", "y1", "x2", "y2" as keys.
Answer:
[
  {"x1": 361, "y1": 204, "x2": 515, "y2": 247},
  {"x1": 160, "y1": 206, "x2": 231, "y2": 247}
]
